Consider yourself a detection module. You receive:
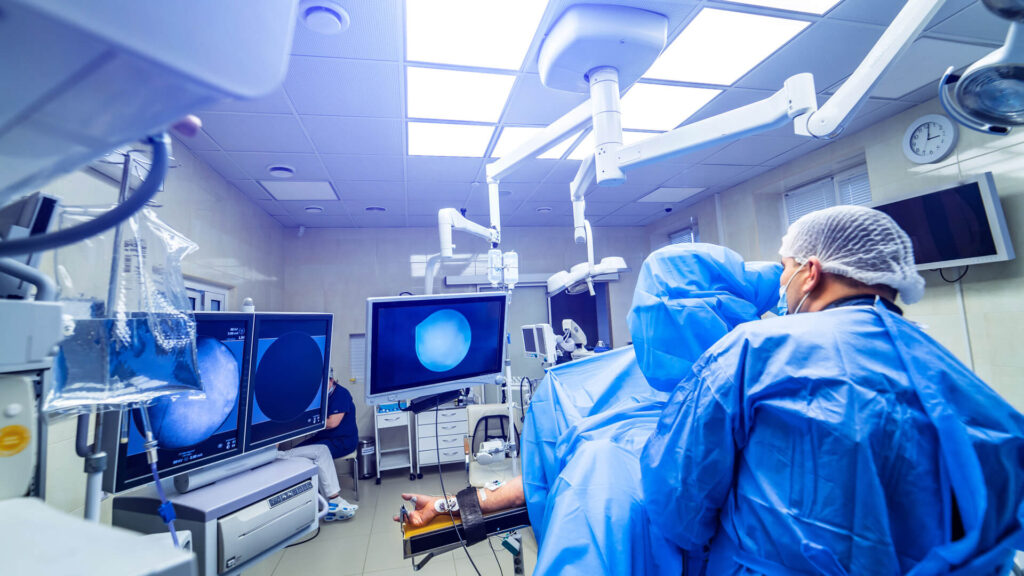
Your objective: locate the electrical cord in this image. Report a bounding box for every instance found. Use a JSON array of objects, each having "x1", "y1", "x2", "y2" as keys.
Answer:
[
  {"x1": 436, "y1": 399, "x2": 481, "y2": 576},
  {"x1": 286, "y1": 526, "x2": 320, "y2": 548},
  {"x1": 939, "y1": 266, "x2": 969, "y2": 283},
  {"x1": 0, "y1": 132, "x2": 170, "y2": 258},
  {"x1": 488, "y1": 536, "x2": 505, "y2": 576}
]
